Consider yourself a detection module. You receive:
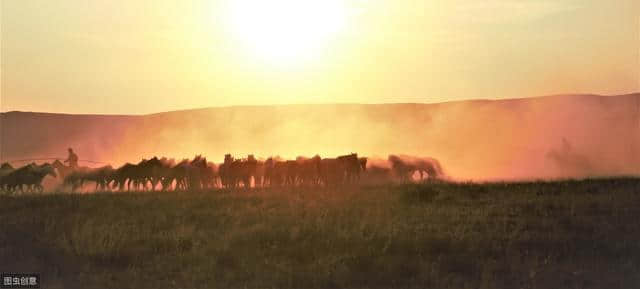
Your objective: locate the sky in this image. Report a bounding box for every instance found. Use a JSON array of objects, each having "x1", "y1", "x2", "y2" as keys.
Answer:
[{"x1": 1, "y1": 0, "x2": 639, "y2": 115}]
